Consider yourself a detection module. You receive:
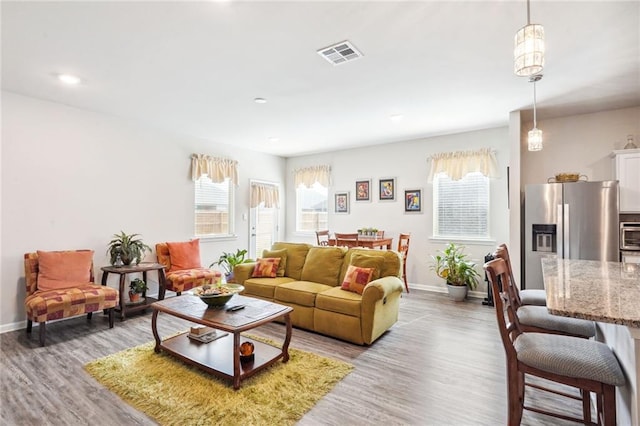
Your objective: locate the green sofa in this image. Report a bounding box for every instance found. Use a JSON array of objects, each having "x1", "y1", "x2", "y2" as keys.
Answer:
[{"x1": 233, "y1": 242, "x2": 404, "y2": 345}]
